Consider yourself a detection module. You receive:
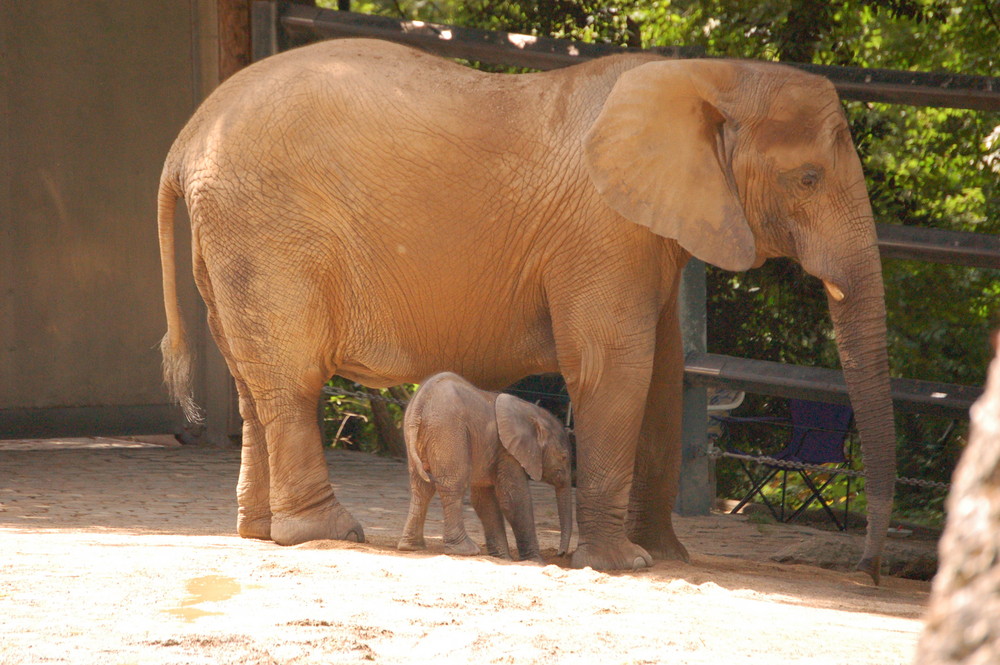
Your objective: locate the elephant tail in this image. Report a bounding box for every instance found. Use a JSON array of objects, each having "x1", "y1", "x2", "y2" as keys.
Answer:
[{"x1": 157, "y1": 169, "x2": 203, "y2": 424}]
